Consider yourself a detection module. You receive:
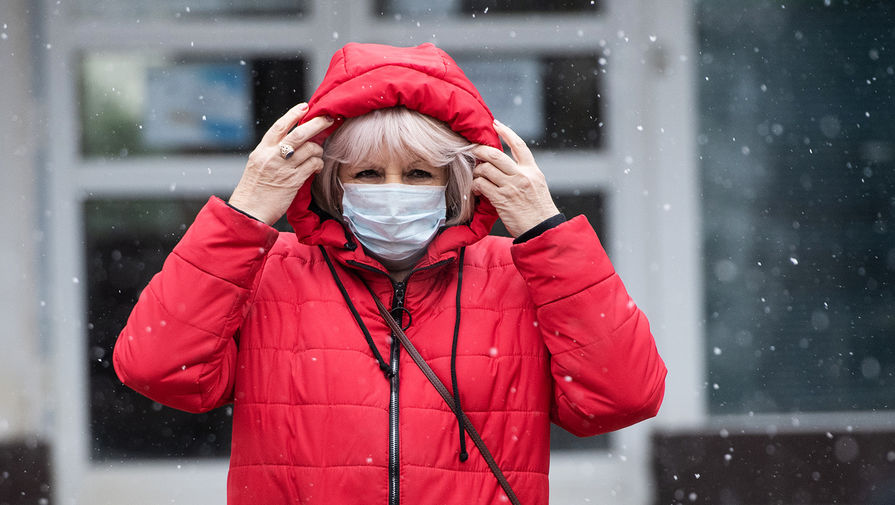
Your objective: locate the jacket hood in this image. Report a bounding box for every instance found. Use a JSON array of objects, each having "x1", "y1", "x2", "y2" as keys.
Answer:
[{"x1": 286, "y1": 42, "x2": 500, "y2": 270}]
